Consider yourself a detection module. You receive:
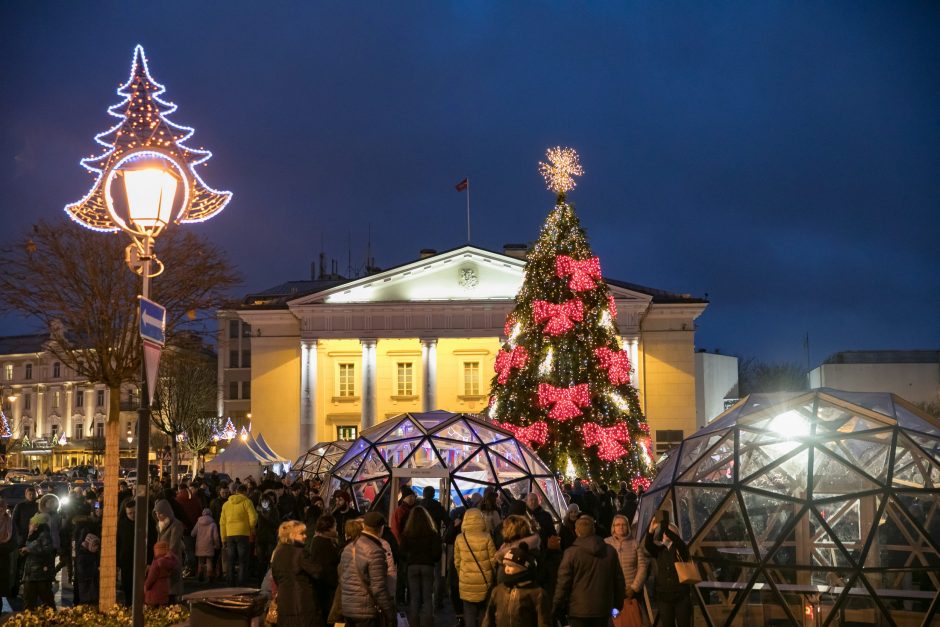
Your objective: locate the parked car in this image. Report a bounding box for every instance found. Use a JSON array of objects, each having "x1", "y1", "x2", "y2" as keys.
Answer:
[
  {"x1": 2, "y1": 468, "x2": 39, "y2": 483},
  {"x1": 0, "y1": 482, "x2": 38, "y2": 509}
]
